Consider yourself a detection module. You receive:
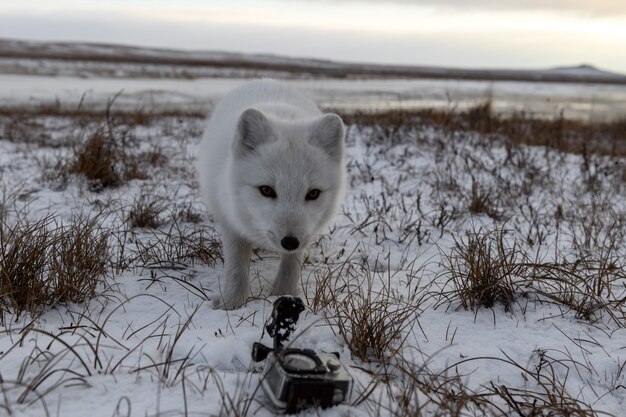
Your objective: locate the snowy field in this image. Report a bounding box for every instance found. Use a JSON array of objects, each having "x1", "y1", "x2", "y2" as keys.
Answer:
[
  {"x1": 2, "y1": 39, "x2": 626, "y2": 121},
  {"x1": 1, "y1": 39, "x2": 626, "y2": 415},
  {"x1": 1, "y1": 90, "x2": 625, "y2": 416},
  {"x1": 2, "y1": 72, "x2": 626, "y2": 121}
]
